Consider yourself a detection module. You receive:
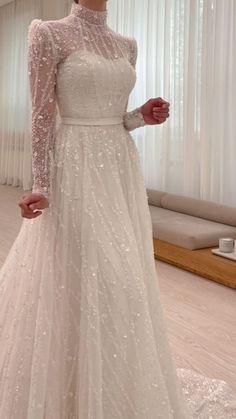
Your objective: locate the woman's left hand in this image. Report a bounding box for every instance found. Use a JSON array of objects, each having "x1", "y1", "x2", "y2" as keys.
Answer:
[{"x1": 140, "y1": 97, "x2": 170, "y2": 125}]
